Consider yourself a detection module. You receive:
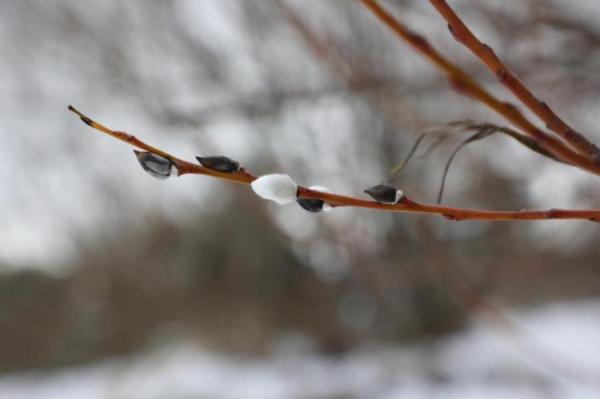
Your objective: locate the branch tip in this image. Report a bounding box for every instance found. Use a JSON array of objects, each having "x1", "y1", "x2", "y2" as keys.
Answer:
[{"x1": 68, "y1": 105, "x2": 93, "y2": 127}]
